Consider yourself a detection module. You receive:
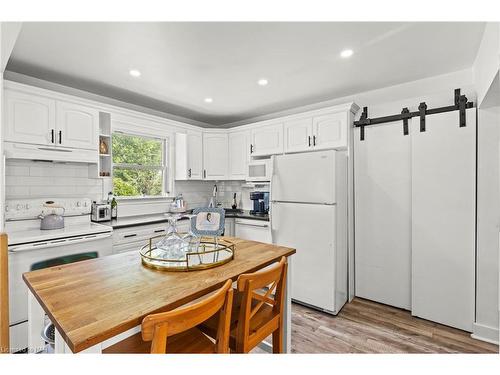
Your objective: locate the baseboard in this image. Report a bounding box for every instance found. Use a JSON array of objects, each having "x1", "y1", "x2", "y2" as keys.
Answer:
[{"x1": 471, "y1": 322, "x2": 499, "y2": 345}]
